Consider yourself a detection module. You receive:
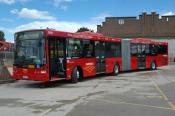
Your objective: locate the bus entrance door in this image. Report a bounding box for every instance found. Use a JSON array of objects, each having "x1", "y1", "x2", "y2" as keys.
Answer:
[
  {"x1": 95, "y1": 41, "x2": 106, "y2": 74},
  {"x1": 137, "y1": 44, "x2": 146, "y2": 69},
  {"x1": 48, "y1": 37, "x2": 66, "y2": 79}
]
